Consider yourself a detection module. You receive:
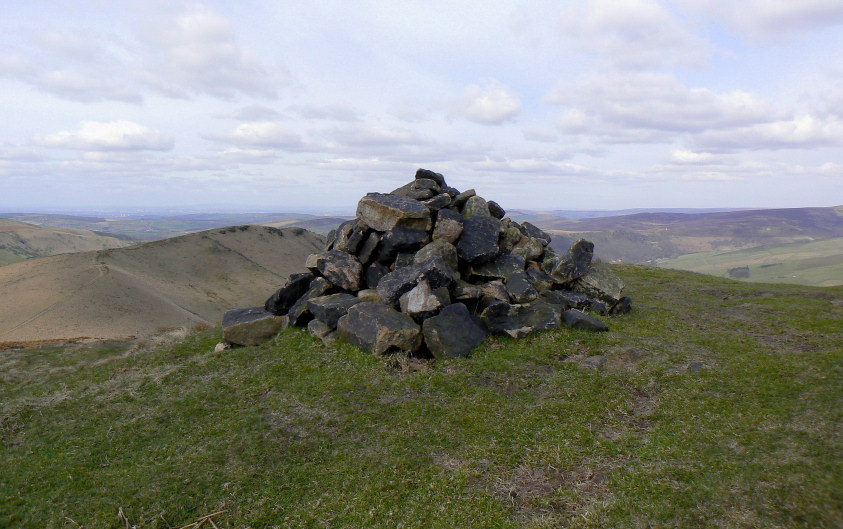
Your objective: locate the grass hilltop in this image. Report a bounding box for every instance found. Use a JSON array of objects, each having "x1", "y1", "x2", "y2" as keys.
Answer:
[{"x1": 2, "y1": 264, "x2": 840, "y2": 528}]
